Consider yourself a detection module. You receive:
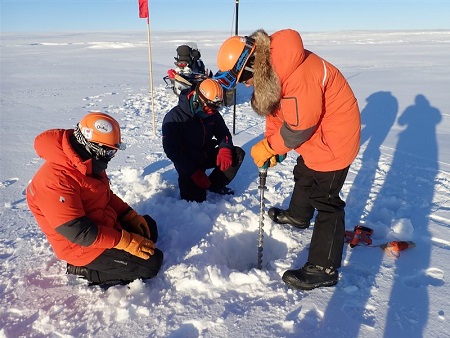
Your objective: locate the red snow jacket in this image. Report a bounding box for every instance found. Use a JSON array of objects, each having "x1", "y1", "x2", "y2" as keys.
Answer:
[
  {"x1": 26, "y1": 129, "x2": 129, "y2": 266},
  {"x1": 250, "y1": 29, "x2": 361, "y2": 171}
]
